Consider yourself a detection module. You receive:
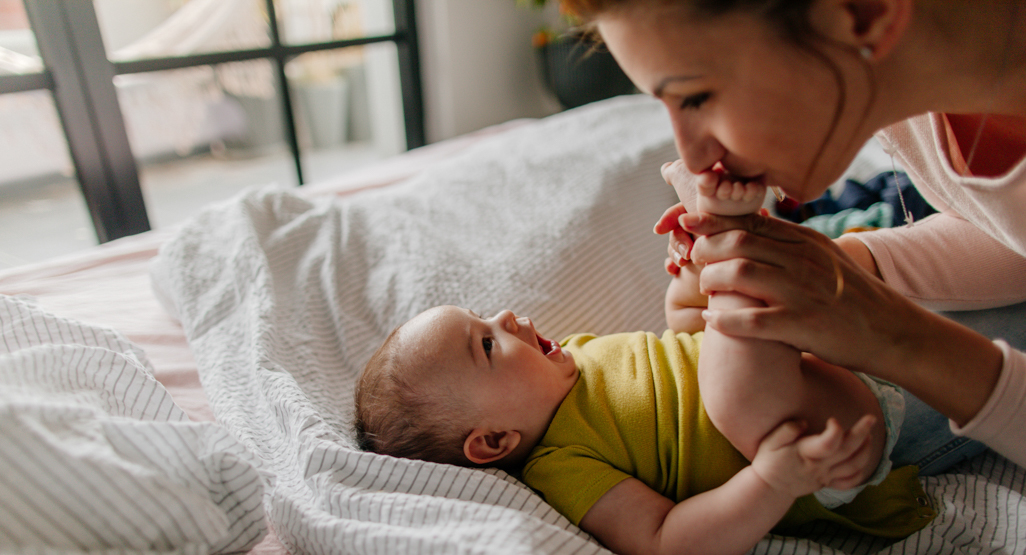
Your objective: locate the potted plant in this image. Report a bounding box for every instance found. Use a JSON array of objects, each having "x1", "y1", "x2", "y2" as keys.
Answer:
[{"x1": 519, "y1": 0, "x2": 636, "y2": 109}]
